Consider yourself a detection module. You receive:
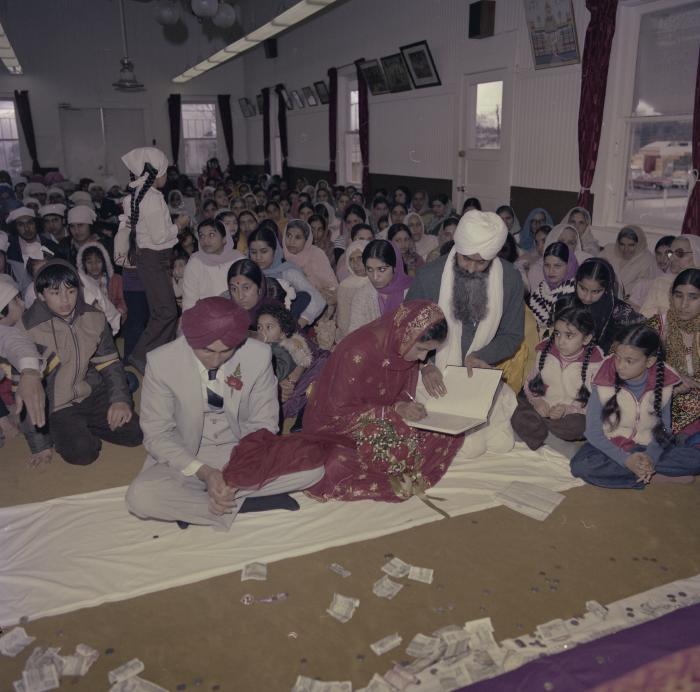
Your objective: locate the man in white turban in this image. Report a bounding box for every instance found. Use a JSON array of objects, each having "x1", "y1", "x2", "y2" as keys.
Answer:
[{"x1": 406, "y1": 209, "x2": 524, "y2": 396}]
